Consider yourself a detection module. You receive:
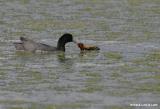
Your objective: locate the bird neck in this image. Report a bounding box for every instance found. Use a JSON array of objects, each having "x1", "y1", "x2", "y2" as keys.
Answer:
[{"x1": 57, "y1": 41, "x2": 66, "y2": 51}]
